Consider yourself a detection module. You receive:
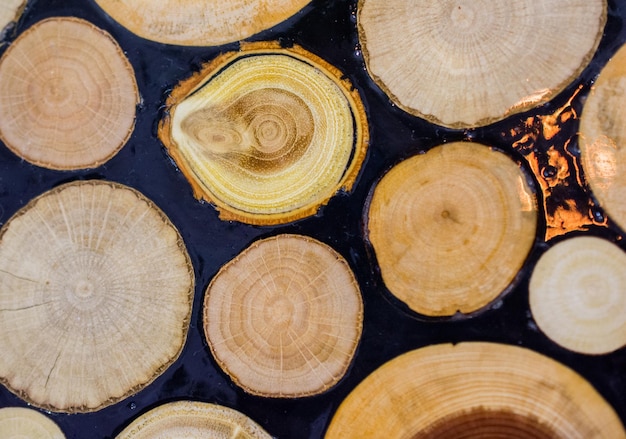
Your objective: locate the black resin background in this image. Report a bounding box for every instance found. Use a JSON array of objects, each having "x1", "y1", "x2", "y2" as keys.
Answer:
[{"x1": 1, "y1": 1, "x2": 626, "y2": 438}]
